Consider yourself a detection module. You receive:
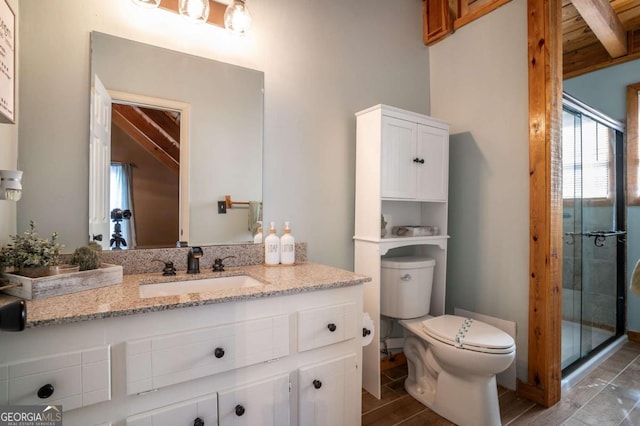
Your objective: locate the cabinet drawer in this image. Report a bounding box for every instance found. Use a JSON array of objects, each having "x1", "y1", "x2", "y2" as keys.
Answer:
[
  {"x1": 298, "y1": 354, "x2": 358, "y2": 426},
  {"x1": 297, "y1": 302, "x2": 357, "y2": 352},
  {"x1": 126, "y1": 393, "x2": 217, "y2": 426},
  {"x1": 126, "y1": 315, "x2": 289, "y2": 394},
  {"x1": 0, "y1": 346, "x2": 110, "y2": 412},
  {"x1": 218, "y1": 374, "x2": 289, "y2": 426}
]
